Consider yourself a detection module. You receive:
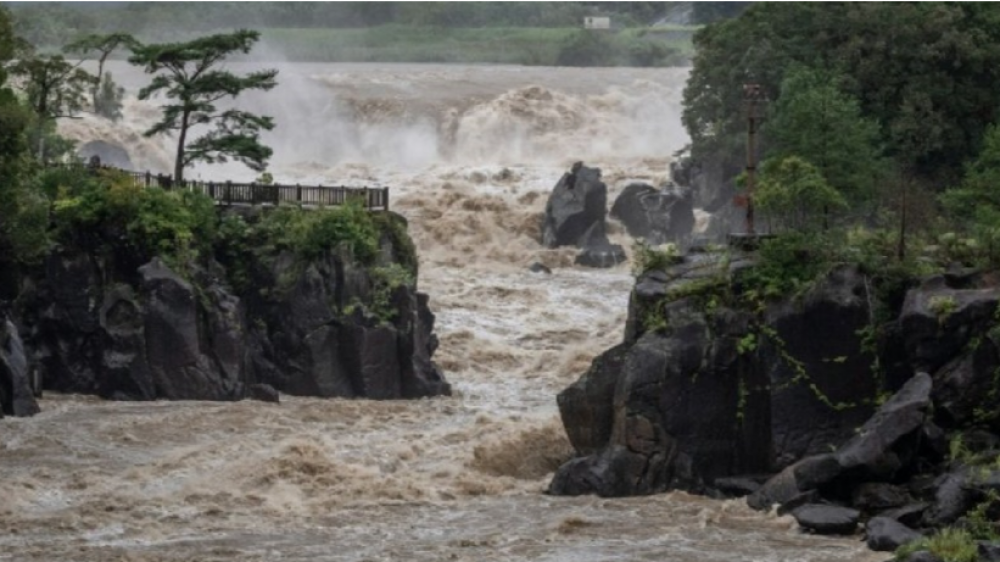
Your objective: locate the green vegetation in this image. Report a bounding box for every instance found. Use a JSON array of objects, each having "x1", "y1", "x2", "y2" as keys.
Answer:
[
  {"x1": 129, "y1": 30, "x2": 278, "y2": 183},
  {"x1": 9, "y1": 54, "x2": 94, "y2": 160},
  {"x1": 368, "y1": 263, "x2": 417, "y2": 324},
  {"x1": 685, "y1": 3, "x2": 1000, "y2": 184},
  {"x1": 51, "y1": 166, "x2": 217, "y2": 273},
  {"x1": 631, "y1": 241, "x2": 682, "y2": 277},
  {"x1": 62, "y1": 33, "x2": 136, "y2": 116},
  {"x1": 0, "y1": 6, "x2": 408, "y2": 323},
  {"x1": 751, "y1": 156, "x2": 847, "y2": 233},
  {"x1": 894, "y1": 528, "x2": 978, "y2": 562}
]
